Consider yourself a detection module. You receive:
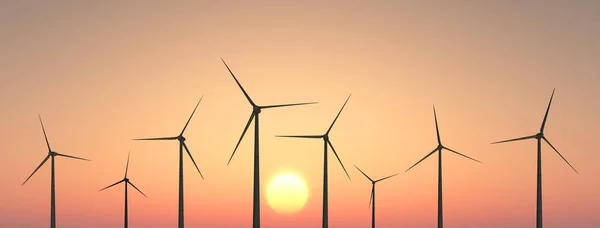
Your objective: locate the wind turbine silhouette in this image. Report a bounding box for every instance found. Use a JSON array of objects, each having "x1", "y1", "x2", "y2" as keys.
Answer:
[
  {"x1": 405, "y1": 106, "x2": 481, "y2": 228},
  {"x1": 99, "y1": 151, "x2": 147, "y2": 228},
  {"x1": 133, "y1": 98, "x2": 204, "y2": 228},
  {"x1": 22, "y1": 115, "x2": 90, "y2": 228},
  {"x1": 221, "y1": 58, "x2": 317, "y2": 228},
  {"x1": 355, "y1": 165, "x2": 399, "y2": 228},
  {"x1": 276, "y1": 95, "x2": 352, "y2": 228},
  {"x1": 491, "y1": 89, "x2": 578, "y2": 228}
]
